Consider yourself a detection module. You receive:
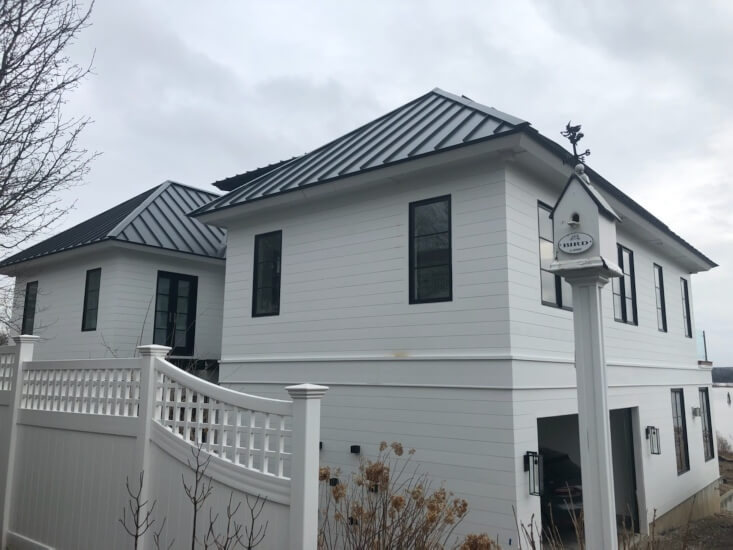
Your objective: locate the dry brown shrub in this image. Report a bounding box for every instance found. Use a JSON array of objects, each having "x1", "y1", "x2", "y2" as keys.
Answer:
[{"x1": 318, "y1": 442, "x2": 491, "y2": 549}]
